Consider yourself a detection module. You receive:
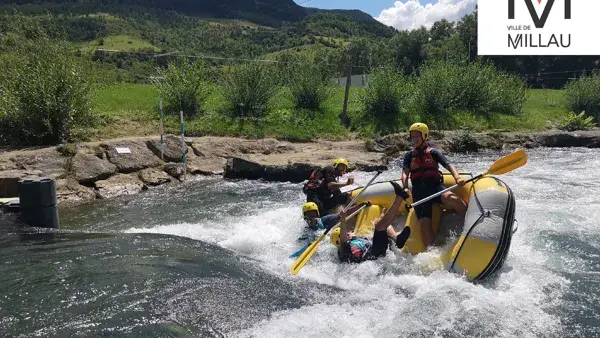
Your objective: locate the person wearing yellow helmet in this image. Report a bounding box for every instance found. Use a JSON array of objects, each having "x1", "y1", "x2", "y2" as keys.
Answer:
[
  {"x1": 302, "y1": 201, "x2": 368, "y2": 232},
  {"x1": 334, "y1": 181, "x2": 411, "y2": 263},
  {"x1": 402, "y1": 122, "x2": 467, "y2": 248},
  {"x1": 302, "y1": 158, "x2": 354, "y2": 216}
]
